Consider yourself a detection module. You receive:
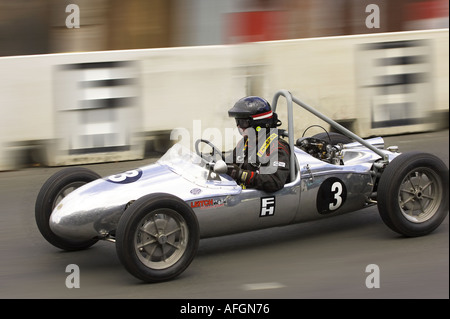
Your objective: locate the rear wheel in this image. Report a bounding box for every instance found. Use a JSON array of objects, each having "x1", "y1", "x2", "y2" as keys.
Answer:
[
  {"x1": 377, "y1": 152, "x2": 449, "y2": 237},
  {"x1": 35, "y1": 167, "x2": 100, "y2": 250},
  {"x1": 116, "y1": 193, "x2": 200, "y2": 283}
]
